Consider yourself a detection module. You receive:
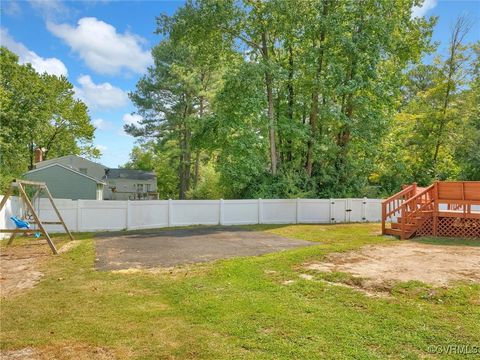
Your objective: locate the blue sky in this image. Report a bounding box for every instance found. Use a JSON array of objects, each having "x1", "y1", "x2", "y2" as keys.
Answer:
[{"x1": 1, "y1": 0, "x2": 479, "y2": 168}]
